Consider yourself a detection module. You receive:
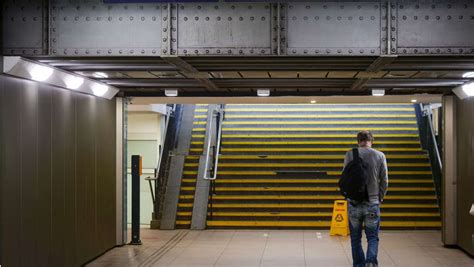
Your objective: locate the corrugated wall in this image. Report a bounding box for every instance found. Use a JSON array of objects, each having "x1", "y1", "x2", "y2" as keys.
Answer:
[
  {"x1": 0, "y1": 75, "x2": 117, "y2": 266},
  {"x1": 455, "y1": 97, "x2": 474, "y2": 256}
]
